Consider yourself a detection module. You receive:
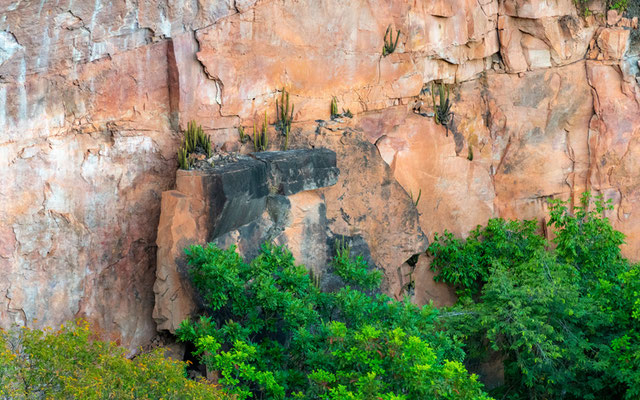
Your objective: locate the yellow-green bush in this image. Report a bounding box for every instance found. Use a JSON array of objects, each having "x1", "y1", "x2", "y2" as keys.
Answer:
[{"x1": 0, "y1": 320, "x2": 228, "y2": 400}]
